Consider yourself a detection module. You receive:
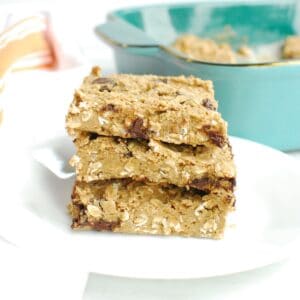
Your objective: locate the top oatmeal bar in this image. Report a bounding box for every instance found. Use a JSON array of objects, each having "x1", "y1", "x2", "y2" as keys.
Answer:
[{"x1": 66, "y1": 67, "x2": 228, "y2": 147}]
